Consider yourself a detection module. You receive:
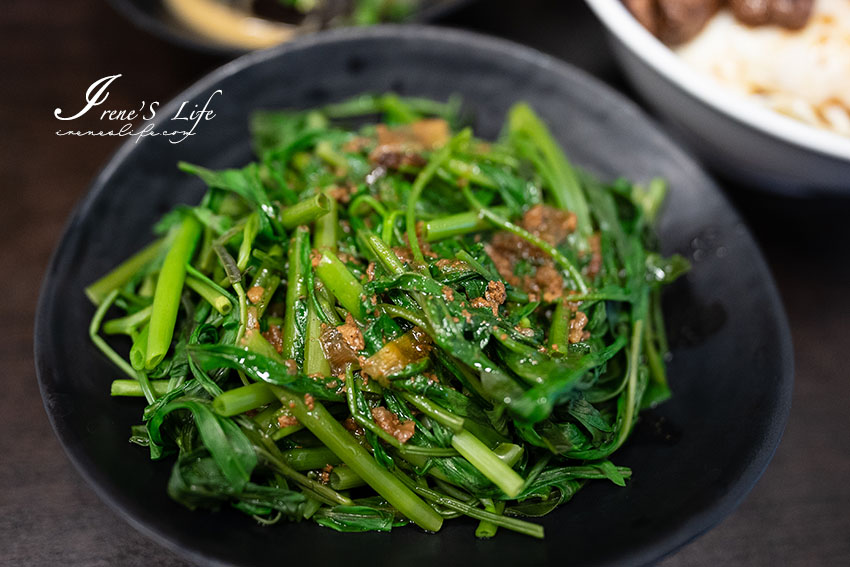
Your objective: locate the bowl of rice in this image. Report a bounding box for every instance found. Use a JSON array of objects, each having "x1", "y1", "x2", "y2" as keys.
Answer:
[{"x1": 585, "y1": 0, "x2": 850, "y2": 194}]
